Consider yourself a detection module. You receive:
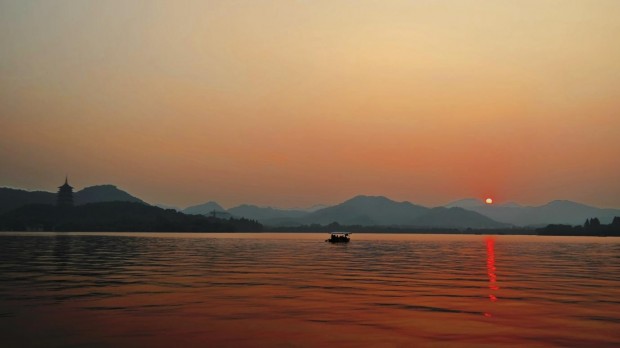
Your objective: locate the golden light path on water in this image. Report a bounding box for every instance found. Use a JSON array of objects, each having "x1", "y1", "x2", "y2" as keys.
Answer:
[{"x1": 485, "y1": 237, "x2": 498, "y2": 318}]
